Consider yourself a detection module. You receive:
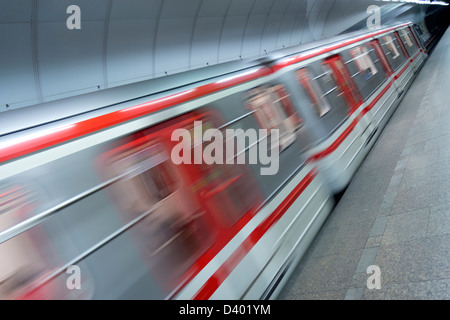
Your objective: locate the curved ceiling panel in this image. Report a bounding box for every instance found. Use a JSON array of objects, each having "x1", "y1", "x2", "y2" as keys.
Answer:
[{"x1": 0, "y1": 0, "x2": 444, "y2": 111}]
